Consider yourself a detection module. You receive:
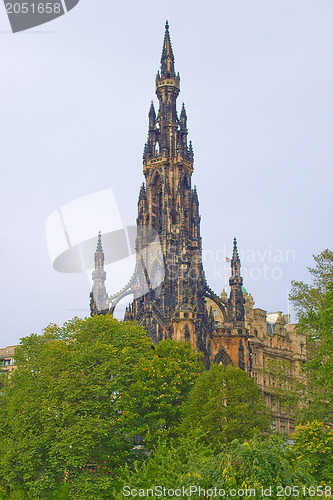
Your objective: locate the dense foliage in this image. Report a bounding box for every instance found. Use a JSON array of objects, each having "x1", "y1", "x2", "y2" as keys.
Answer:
[
  {"x1": 289, "y1": 249, "x2": 333, "y2": 317},
  {"x1": 113, "y1": 432, "x2": 322, "y2": 499},
  {"x1": 181, "y1": 364, "x2": 271, "y2": 451},
  {"x1": 292, "y1": 420, "x2": 333, "y2": 484},
  {"x1": 296, "y1": 284, "x2": 333, "y2": 424},
  {"x1": 289, "y1": 250, "x2": 333, "y2": 424},
  {"x1": 264, "y1": 250, "x2": 333, "y2": 425},
  {"x1": 0, "y1": 316, "x2": 202, "y2": 499}
]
